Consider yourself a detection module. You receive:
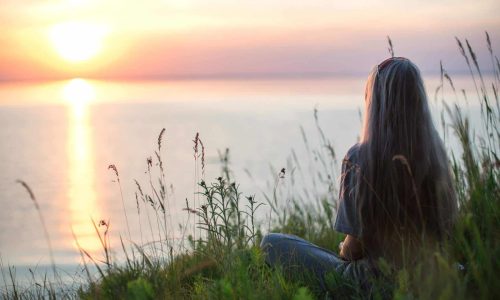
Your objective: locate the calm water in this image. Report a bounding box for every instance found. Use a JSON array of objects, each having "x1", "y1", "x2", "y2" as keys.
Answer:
[{"x1": 0, "y1": 76, "x2": 482, "y2": 274}]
